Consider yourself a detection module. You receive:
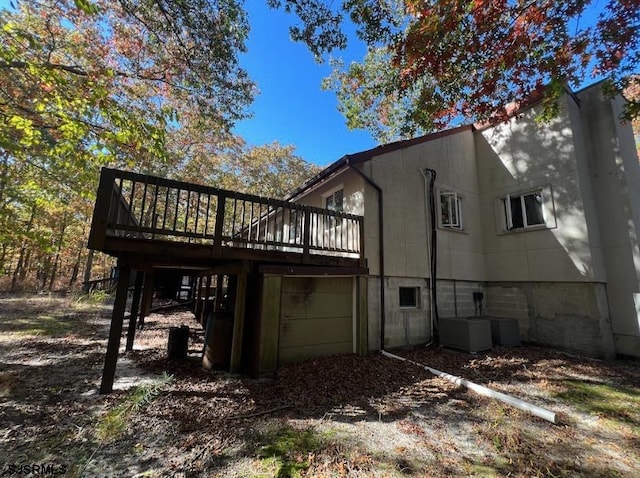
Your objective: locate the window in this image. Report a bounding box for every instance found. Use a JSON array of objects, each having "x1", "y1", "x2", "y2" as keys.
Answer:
[
  {"x1": 325, "y1": 188, "x2": 344, "y2": 212},
  {"x1": 440, "y1": 191, "x2": 462, "y2": 229},
  {"x1": 503, "y1": 190, "x2": 545, "y2": 230},
  {"x1": 399, "y1": 287, "x2": 420, "y2": 308}
]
